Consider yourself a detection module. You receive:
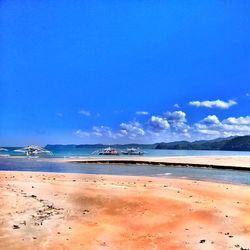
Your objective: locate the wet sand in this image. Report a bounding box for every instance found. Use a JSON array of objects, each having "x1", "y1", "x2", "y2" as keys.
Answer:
[
  {"x1": 52, "y1": 155, "x2": 250, "y2": 170},
  {"x1": 0, "y1": 171, "x2": 250, "y2": 250}
]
